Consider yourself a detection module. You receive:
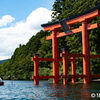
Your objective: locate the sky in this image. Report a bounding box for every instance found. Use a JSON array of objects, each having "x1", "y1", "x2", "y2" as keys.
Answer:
[{"x1": 0, "y1": 0, "x2": 55, "y2": 60}]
